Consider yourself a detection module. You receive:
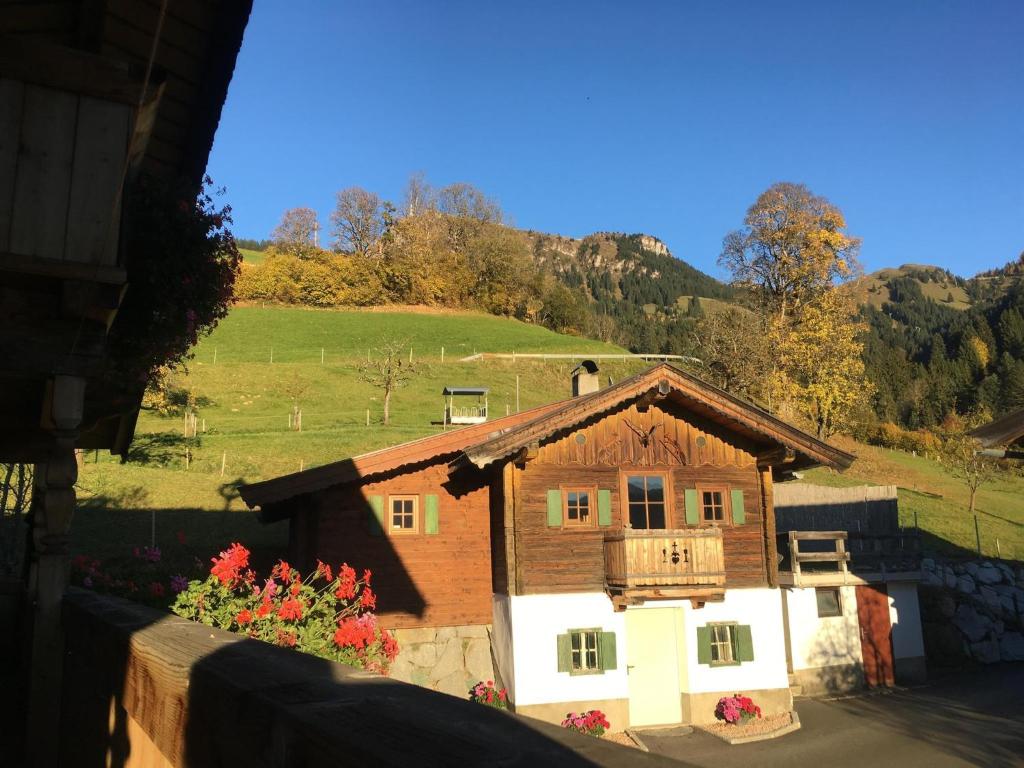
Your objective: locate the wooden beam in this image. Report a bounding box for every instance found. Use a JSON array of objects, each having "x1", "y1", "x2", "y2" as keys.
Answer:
[
  {"x1": 502, "y1": 461, "x2": 518, "y2": 596},
  {"x1": 0, "y1": 34, "x2": 163, "y2": 106},
  {"x1": 760, "y1": 467, "x2": 779, "y2": 588},
  {"x1": 757, "y1": 446, "x2": 796, "y2": 469}
]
